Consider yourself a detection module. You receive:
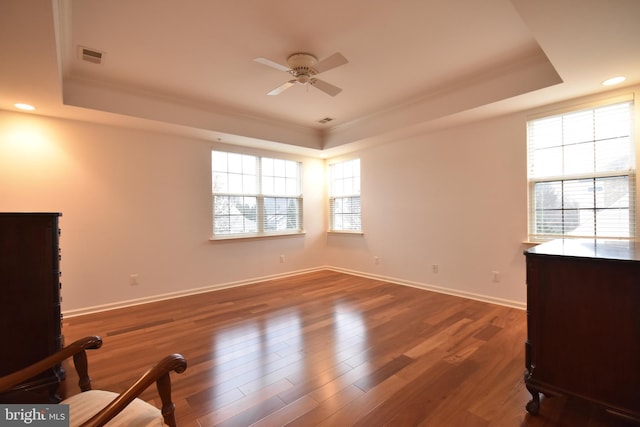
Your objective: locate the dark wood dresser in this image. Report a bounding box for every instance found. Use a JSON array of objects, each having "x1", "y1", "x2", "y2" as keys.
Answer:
[
  {"x1": 0, "y1": 212, "x2": 63, "y2": 402},
  {"x1": 524, "y1": 239, "x2": 640, "y2": 422}
]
